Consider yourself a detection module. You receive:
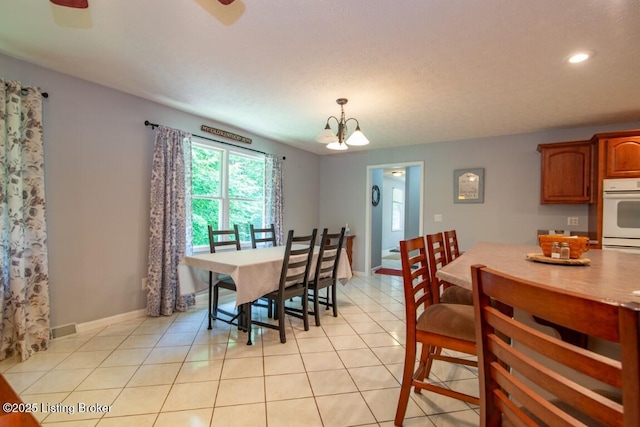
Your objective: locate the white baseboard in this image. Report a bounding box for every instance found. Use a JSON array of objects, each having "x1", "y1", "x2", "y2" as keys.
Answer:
[
  {"x1": 52, "y1": 291, "x2": 211, "y2": 339},
  {"x1": 74, "y1": 308, "x2": 147, "y2": 334}
]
